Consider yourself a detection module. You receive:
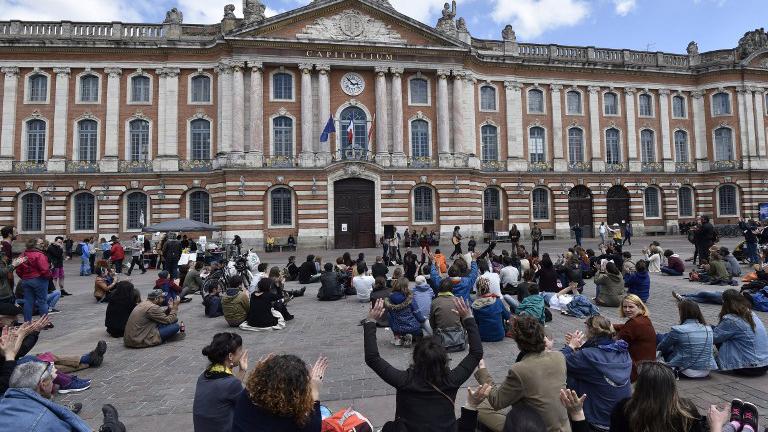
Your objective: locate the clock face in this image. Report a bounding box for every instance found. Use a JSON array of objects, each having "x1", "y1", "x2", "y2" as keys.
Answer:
[{"x1": 341, "y1": 72, "x2": 365, "y2": 96}]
